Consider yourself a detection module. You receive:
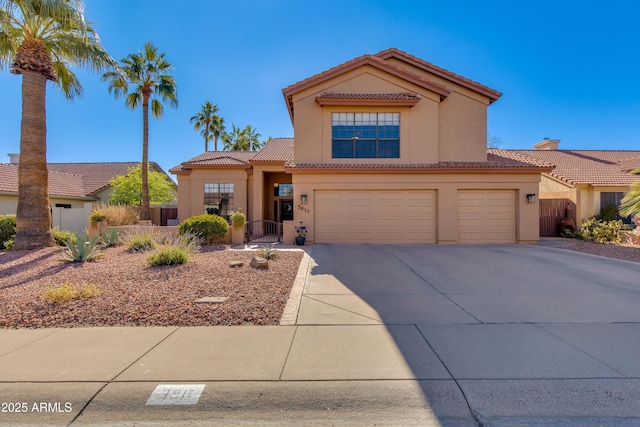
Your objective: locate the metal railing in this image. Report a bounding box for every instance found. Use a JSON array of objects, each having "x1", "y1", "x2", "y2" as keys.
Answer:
[{"x1": 245, "y1": 220, "x2": 282, "y2": 244}]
